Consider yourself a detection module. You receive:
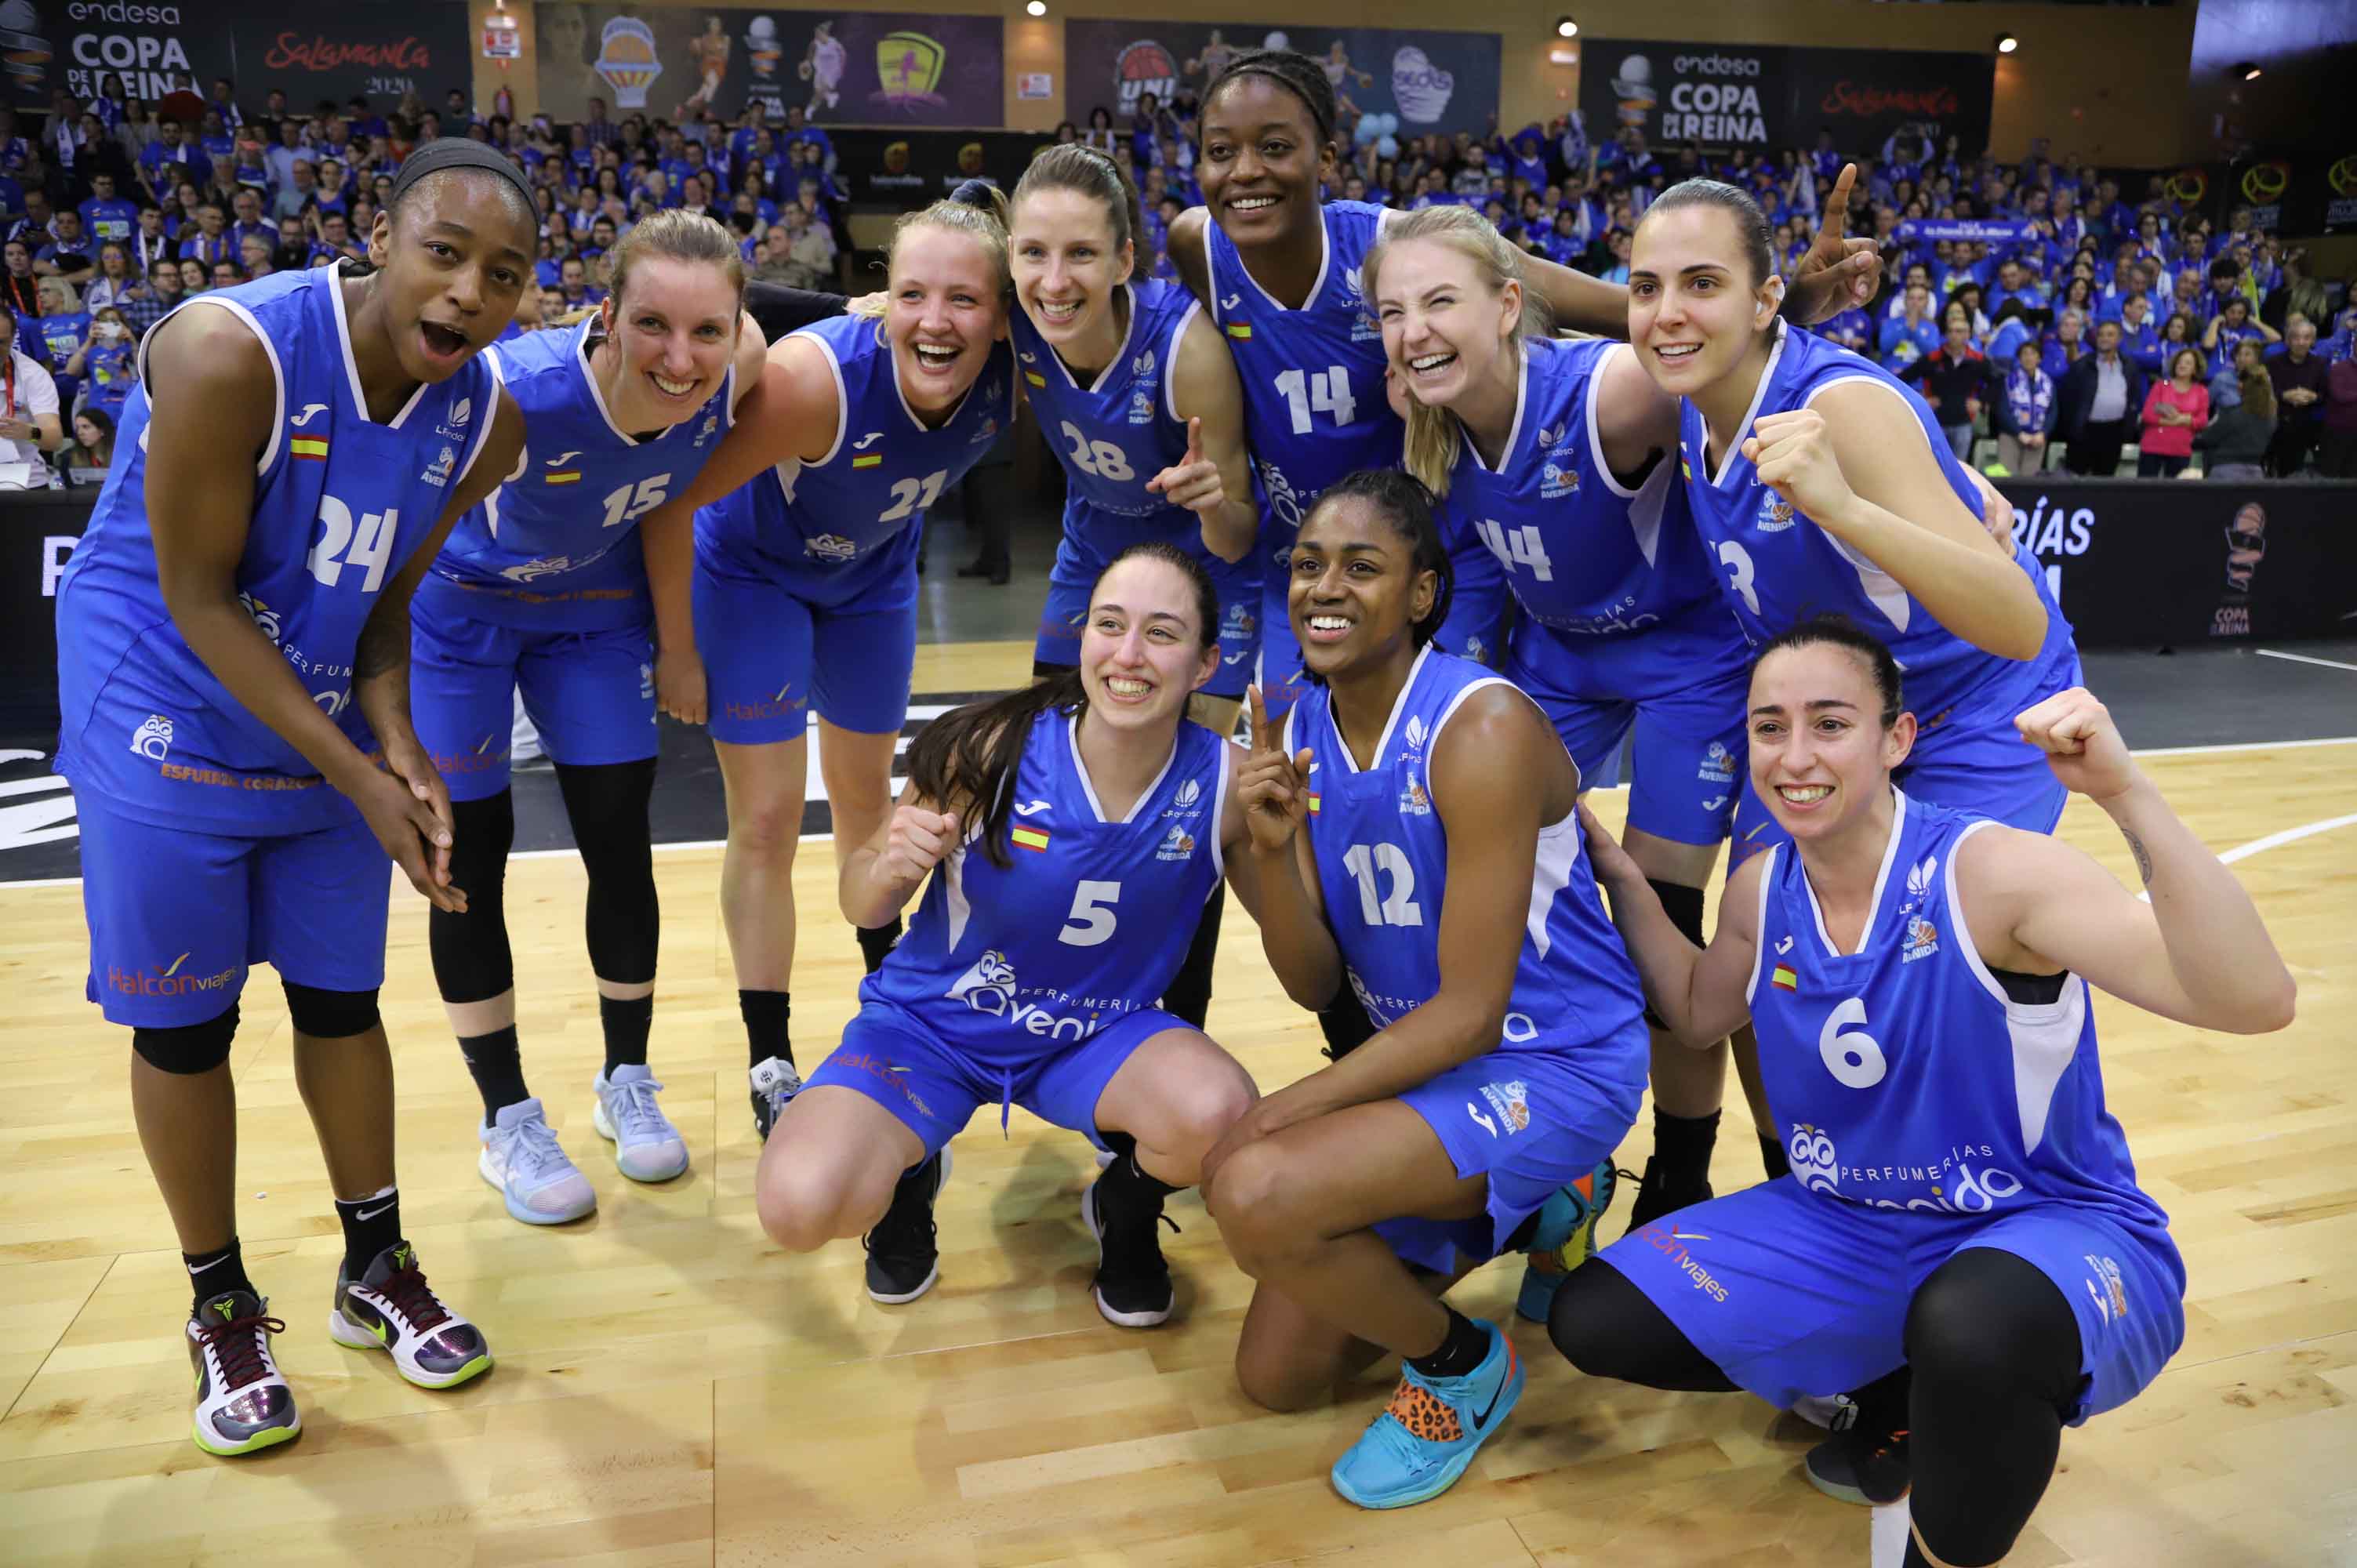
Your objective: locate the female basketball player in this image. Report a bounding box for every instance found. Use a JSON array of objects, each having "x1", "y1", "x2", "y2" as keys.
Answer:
[
  {"x1": 1625, "y1": 178, "x2": 2086, "y2": 1220},
  {"x1": 1008, "y1": 143, "x2": 1258, "y2": 1032},
  {"x1": 53, "y1": 140, "x2": 535, "y2": 1454},
  {"x1": 1208, "y1": 470, "x2": 1650, "y2": 1511},
  {"x1": 630, "y1": 186, "x2": 1016, "y2": 1138},
  {"x1": 1552, "y1": 616, "x2": 2293, "y2": 1568},
  {"x1": 409, "y1": 210, "x2": 765, "y2": 1223},
  {"x1": 754, "y1": 543, "x2": 1261, "y2": 1324},
  {"x1": 1162, "y1": 48, "x2": 1881, "y2": 723}
]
